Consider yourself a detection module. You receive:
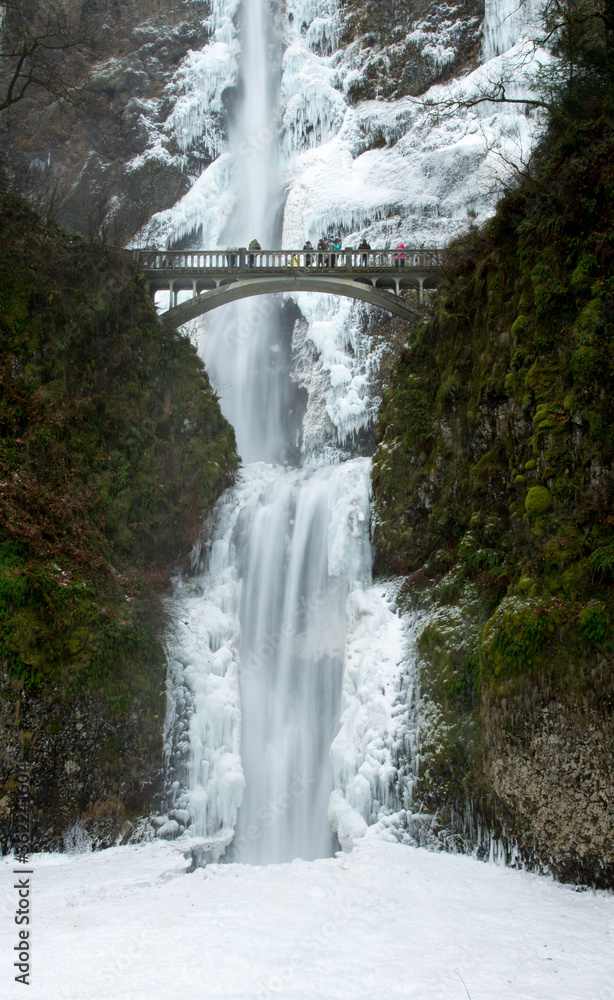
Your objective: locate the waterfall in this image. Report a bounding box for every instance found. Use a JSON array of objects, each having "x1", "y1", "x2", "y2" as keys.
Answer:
[
  {"x1": 192, "y1": 0, "x2": 289, "y2": 466},
  {"x1": 159, "y1": 0, "x2": 545, "y2": 864},
  {"x1": 163, "y1": 454, "x2": 376, "y2": 862},
  {"x1": 232, "y1": 459, "x2": 371, "y2": 862},
  {"x1": 162, "y1": 0, "x2": 387, "y2": 864},
  {"x1": 231, "y1": 0, "x2": 277, "y2": 244}
]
